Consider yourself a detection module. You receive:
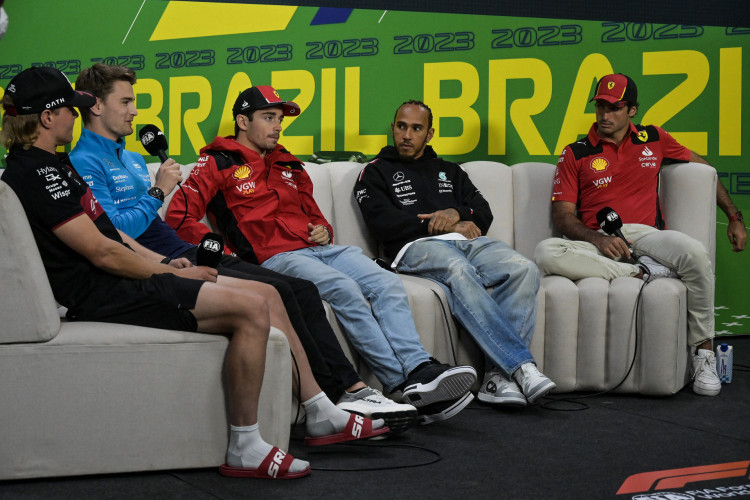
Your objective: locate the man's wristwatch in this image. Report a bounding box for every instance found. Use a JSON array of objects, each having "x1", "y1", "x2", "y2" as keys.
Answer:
[
  {"x1": 147, "y1": 186, "x2": 165, "y2": 202},
  {"x1": 729, "y1": 211, "x2": 744, "y2": 223}
]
